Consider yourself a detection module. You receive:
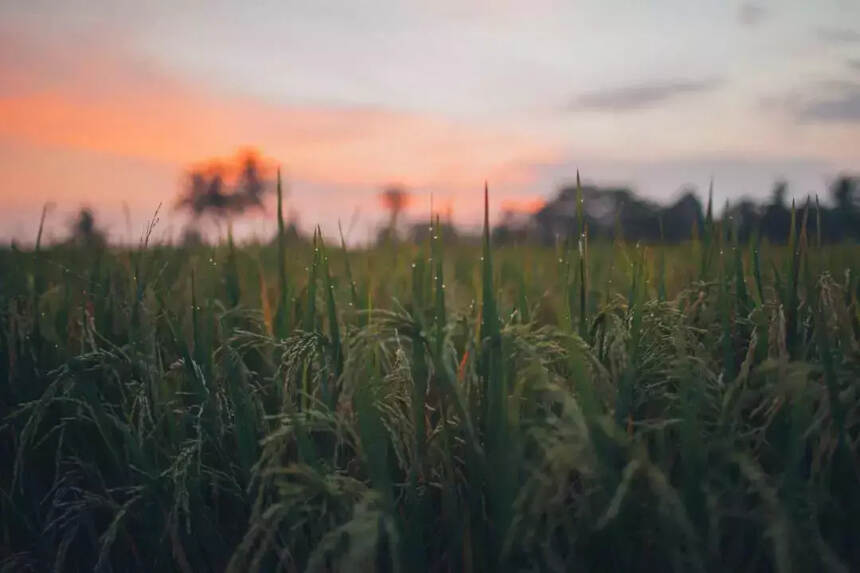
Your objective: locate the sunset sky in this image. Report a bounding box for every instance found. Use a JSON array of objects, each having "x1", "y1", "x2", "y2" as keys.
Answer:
[{"x1": 1, "y1": 0, "x2": 859, "y2": 243}]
